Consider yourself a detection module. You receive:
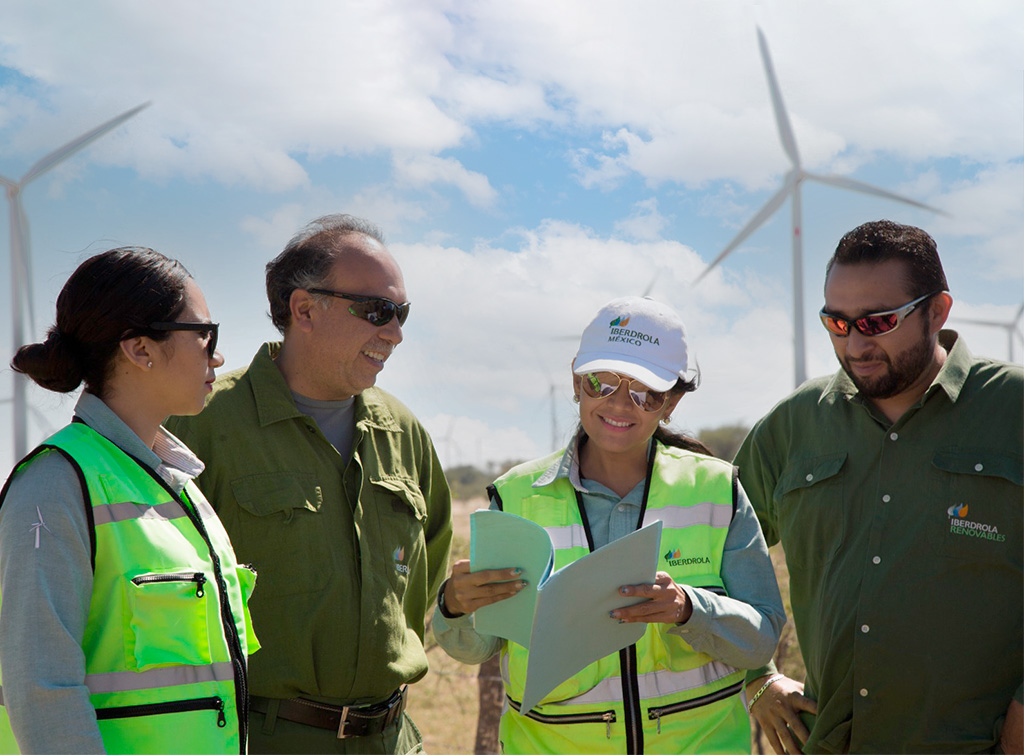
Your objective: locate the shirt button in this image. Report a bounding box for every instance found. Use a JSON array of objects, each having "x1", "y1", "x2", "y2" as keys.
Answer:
[
  {"x1": 617, "y1": 504, "x2": 628, "y2": 512},
  {"x1": 872, "y1": 556, "x2": 881, "y2": 564},
  {"x1": 889, "y1": 432, "x2": 898, "y2": 441},
  {"x1": 861, "y1": 624, "x2": 870, "y2": 633},
  {"x1": 860, "y1": 688, "x2": 869, "y2": 697},
  {"x1": 805, "y1": 473, "x2": 814, "y2": 482},
  {"x1": 881, "y1": 494, "x2": 891, "y2": 503},
  {"x1": 974, "y1": 463, "x2": 984, "y2": 472}
]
